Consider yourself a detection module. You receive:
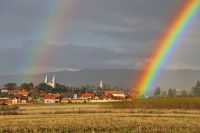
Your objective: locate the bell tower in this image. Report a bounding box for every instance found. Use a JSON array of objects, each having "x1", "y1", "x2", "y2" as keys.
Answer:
[{"x1": 44, "y1": 75, "x2": 48, "y2": 84}]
